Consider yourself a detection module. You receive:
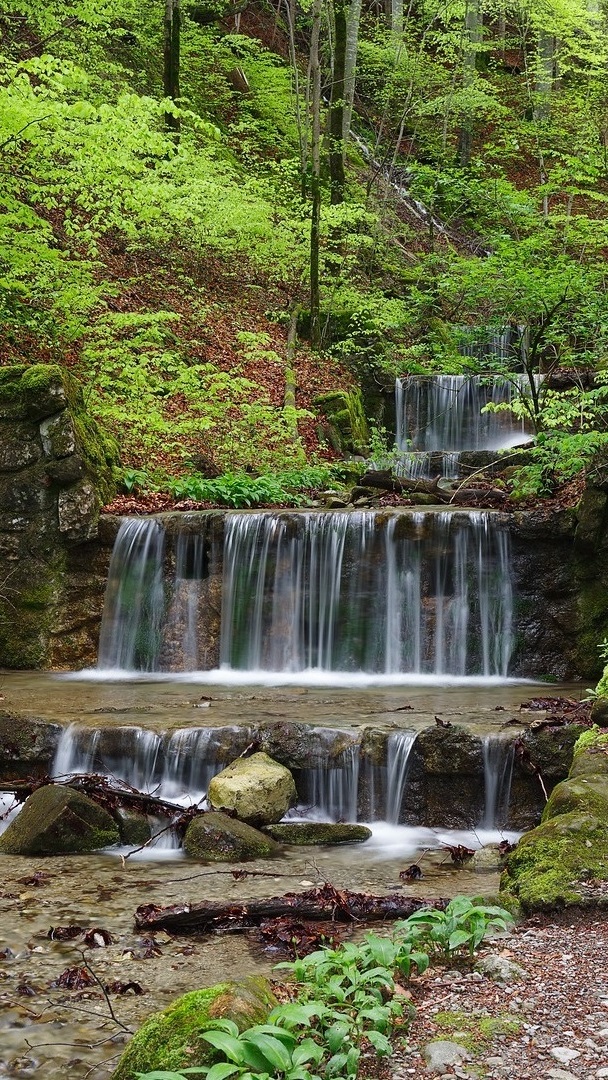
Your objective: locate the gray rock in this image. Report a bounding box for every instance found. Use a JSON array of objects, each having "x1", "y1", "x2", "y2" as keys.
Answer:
[
  {"x1": 208, "y1": 752, "x2": 296, "y2": 826},
  {"x1": 0, "y1": 784, "x2": 120, "y2": 854},
  {"x1": 422, "y1": 1040, "x2": 471, "y2": 1073},
  {"x1": 40, "y1": 411, "x2": 76, "y2": 458},
  {"x1": 474, "y1": 955, "x2": 528, "y2": 983},
  {"x1": 472, "y1": 843, "x2": 504, "y2": 871},
  {"x1": 550, "y1": 1048, "x2": 581, "y2": 1065},
  {"x1": 57, "y1": 480, "x2": 97, "y2": 540},
  {"x1": 547, "y1": 1070, "x2": 579, "y2": 1080},
  {"x1": 183, "y1": 811, "x2": 280, "y2": 861}
]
